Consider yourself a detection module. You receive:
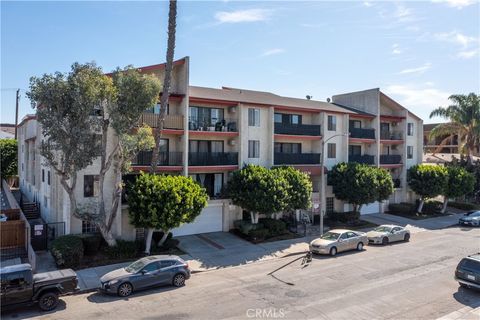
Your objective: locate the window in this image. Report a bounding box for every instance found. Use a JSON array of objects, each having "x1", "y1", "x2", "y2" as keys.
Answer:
[
  {"x1": 326, "y1": 197, "x2": 334, "y2": 214},
  {"x1": 348, "y1": 145, "x2": 361, "y2": 156},
  {"x1": 189, "y1": 140, "x2": 223, "y2": 153},
  {"x1": 189, "y1": 106, "x2": 224, "y2": 130},
  {"x1": 248, "y1": 140, "x2": 260, "y2": 158},
  {"x1": 83, "y1": 175, "x2": 99, "y2": 197},
  {"x1": 407, "y1": 146, "x2": 414, "y2": 159},
  {"x1": 142, "y1": 262, "x2": 160, "y2": 273},
  {"x1": 1, "y1": 272, "x2": 27, "y2": 288},
  {"x1": 47, "y1": 171, "x2": 51, "y2": 185},
  {"x1": 327, "y1": 143, "x2": 336, "y2": 158},
  {"x1": 291, "y1": 114, "x2": 302, "y2": 125},
  {"x1": 407, "y1": 123, "x2": 414, "y2": 136},
  {"x1": 274, "y1": 143, "x2": 301, "y2": 154},
  {"x1": 340, "y1": 233, "x2": 348, "y2": 240},
  {"x1": 349, "y1": 120, "x2": 362, "y2": 129},
  {"x1": 248, "y1": 108, "x2": 260, "y2": 127},
  {"x1": 274, "y1": 113, "x2": 302, "y2": 125},
  {"x1": 327, "y1": 115, "x2": 336, "y2": 131},
  {"x1": 190, "y1": 173, "x2": 224, "y2": 198},
  {"x1": 274, "y1": 113, "x2": 282, "y2": 123},
  {"x1": 42, "y1": 169, "x2": 45, "y2": 182},
  {"x1": 160, "y1": 260, "x2": 176, "y2": 268},
  {"x1": 82, "y1": 220, "x2": 97, "y2": 234}
]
